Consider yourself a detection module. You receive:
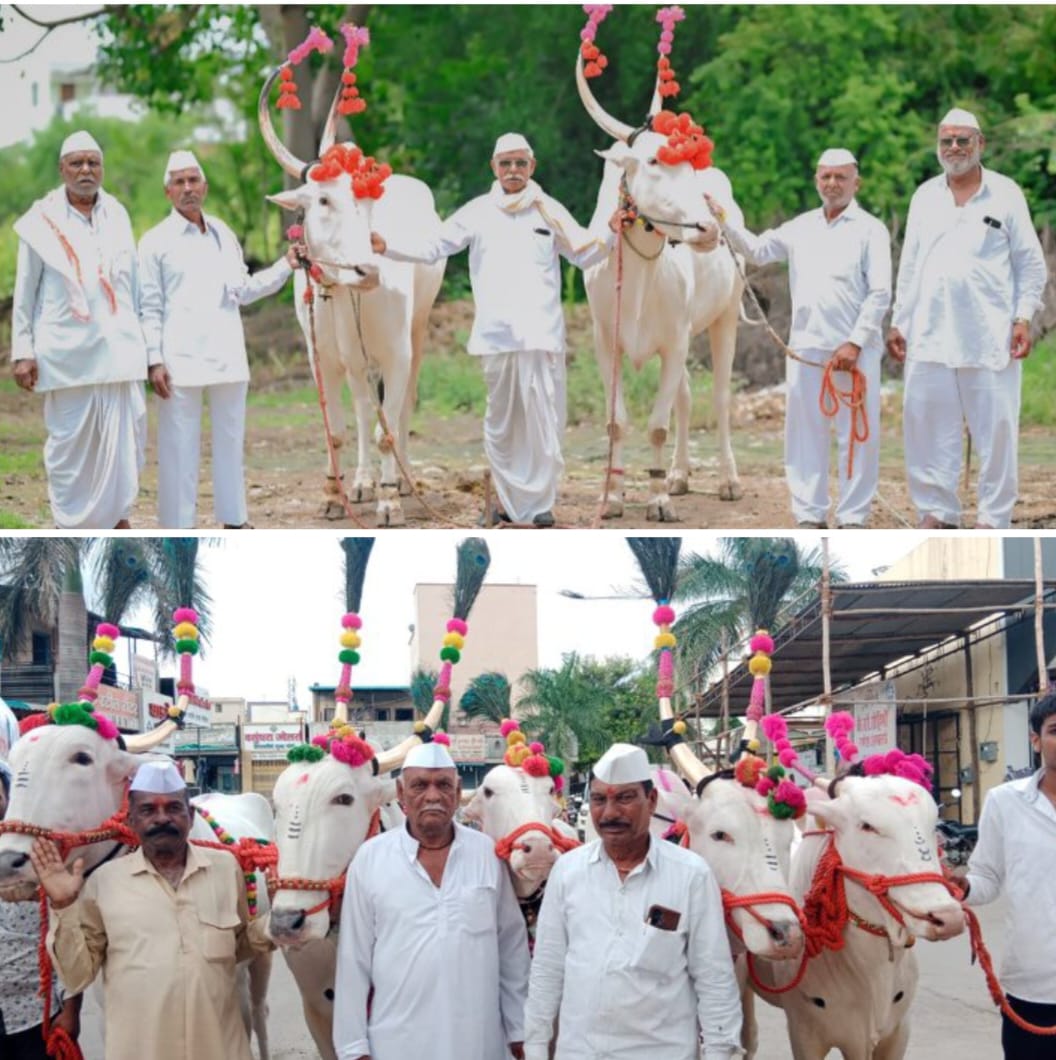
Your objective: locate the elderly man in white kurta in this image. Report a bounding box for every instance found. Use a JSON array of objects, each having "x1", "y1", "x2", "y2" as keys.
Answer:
[
  {"x1": 371, "y1": 133, "x2": 614, "y2": 526},
  {"x1": 713, "y1": 148, "x2": 891, "y2": 529},
  {"x1": 333, "y1": 742, "x2": 529, "y2": 1060},
  {"x1": 887, "y1": 108, "x2": 1047, "y2": 529},
  {"x1": 12, "y1": 130, "x2": 159, "y2": 529},
  {"x1": 139, "y1": 150, "x2": 298, "y2": 529}
]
